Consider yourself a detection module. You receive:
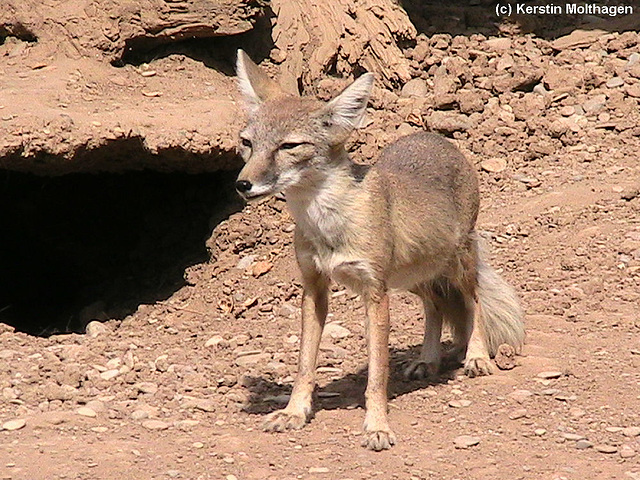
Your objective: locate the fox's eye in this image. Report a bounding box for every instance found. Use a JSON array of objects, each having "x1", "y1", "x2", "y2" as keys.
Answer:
[
  {"x1": 240, "y1": 138, "x2": 252, "y2": 149},
  {"x1": 280, "y1": 142, "x2": 303, "y2": 150}
]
